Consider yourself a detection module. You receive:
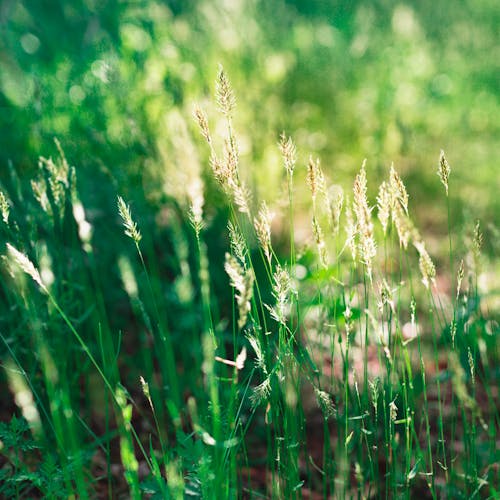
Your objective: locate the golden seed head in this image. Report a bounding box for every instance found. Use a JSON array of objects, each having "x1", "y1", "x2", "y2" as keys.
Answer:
[
  {"x1": 353, "y1": 159, "x2": 368, "y2": 211},
  {"x1": 224, "y1": 252, "x2": 254, "y2": 330},
  {"x1": 415, "y1": 242, "x2": 436, "y2": 288},
  {"x1": 377, "y1": 181, "x2": 391, "y2": 234},
  {"x1": 279, "y1": 133, "x2": 297, "y2": 175},
  {"x1": 215, "y1": 65, "x2": 236, "y2": 117},
  {"x1": 223, "y1": 136, "x2": 239, "y2": 180},
  {"x1": 307, "y1": 156, "x2": 324, "y2": 201},
  {"x1": 209, "y1": 153, "x2": 225, "y2": 184},
  {"x1": 193, "y1": 106, "x2": 211, "y2": 143},
  {"x1": 389, "y1": 164, "x2": 409, "y2": 215},
  {"x1": 187, "y1": 177, "x2": 205, "y2": 236},
  {"x1": 228, "y1": 178, "x2": 251, "y2": 215},
  {"x1": 353, "y1": 160, "x2": 376, "y2": 276}
]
